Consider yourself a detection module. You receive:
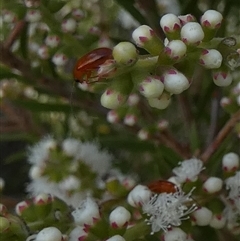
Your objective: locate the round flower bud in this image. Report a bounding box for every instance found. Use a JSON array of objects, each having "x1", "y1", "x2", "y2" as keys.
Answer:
[
  {"x1": 163, "y1": 69, "x2": 190, "y2": 94},
  {"x1": 209, "y1": 214, "x2": 226, "y2": 229},
  {"x1": 106, "y1": 235, "x2": 126, "y2": 241},
  {"x1": 24, "y1": 0, "x2": 41, "y2": 8},
  {"x1": 132, "y1": 25, "x2": 163, "y2": 55},
  {"x1": 164, "y1": 228, "x2": 187, "y2": 241},
  {"x1": 220, "y1": 97, "x2": 231, "y2": 108},
  {"x1": 181, "y1": 22, "x2": 204, "y2": 45},
  {"x1": 123, "y1": 114, "x2": 137, "y2": 126},
  {"x1": 109, "y1": 206, "x2": 131, "y2": 228},
  {"x1": 37, "y1": 45, "x2": 49, "y2": 59},
  {"x1": 35, "y1": 227, "x2": 62, "y2": 241},
  {"x1": 132, "y1": 25, "x2": 155, "y2": 47},
  {"x1": 165, "y1": 40, "x2": 187, "y2": 60},
  {"x1": 52, "y1": 53, "x2": 68, "y2": 66},
  {"x1": 61, "y1": 18, "x2": 77, "y2": 33},
  {"x1": 113, "y1": 42, "x2": 138, "y2": 66},
  {"x1": 200, "y1": 10, "x2": 223, "y2": 29},
  {"x1": 148, "y1": 92, "x2": 171, "y2": 109},
  {"x1": 212, "y1": 71, "x2": 233, "y2": 86},
  {"x1": 222, "y1": 152, "x2": 239, "y2": 172},
  {"x1": 138, "y1": 129, "x2": 149, "y2": 140},
  {"x1": 178, "y1": 14, "x2": 196, "y2": 25},
  {"x1": 107, "y1": 110, "x2": 120, "y2": 123},
  {"x1": 192, "y1": 207, "x2": 213, "y2": 226},
  {"x1": 100, "y1": 89, "x2": 127, "y2": 109},
  {"x1": 127, "y1": 184, "x2": 152, "y2": 207},
  {"x1": 69, "y1": 226, "x2": 88, "y2": 241},
  {"x1": 15, "y1": 201, "x2": 31, "y2": 216},
  {"x1": 203, "y1": 177, "x2": 223, "y2": 193},
  {"x1": 139, "y1": 76, "x2": 164, "y2": 98},
  {"x1": 33, "y1": 193, "x2": 52, "y2": 205},
  {"x1": 199, "y1": 49, "x2": 222, "y2": 69},
  {"x1": 160, "y1": 13, "x2": 181, "y2": 34},
  {"x1": 29, "y1": 165, "x2": 44, "y2": 179},
  {"x1": 71, "y1": 197, "x2": 100, "y2": 226},
  {"x1": 0, "y1": 216, "x2": 10, "y2": 232},
  {"x1": 127, "y1": 93, "x2": 140, "y2": 106},
  {"x1": 45, "y1": 35, "x2": 60, "y2": 48},
  {"x1": 2, "y1": 10, "x2": 16, "y2": 23},
  {"x1": 26, "y1": 9, "x2": 42, "y2": 22}
]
